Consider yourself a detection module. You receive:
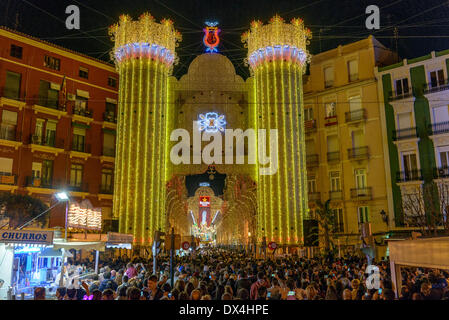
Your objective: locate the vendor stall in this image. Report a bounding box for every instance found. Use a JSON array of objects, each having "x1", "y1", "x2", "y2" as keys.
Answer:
[
  {"x1": 0, "y1": 229, "x2": 60, "y2": 300},
  {"x1": 388, "y1": 236, "x2": 449, "y2": 298}
]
